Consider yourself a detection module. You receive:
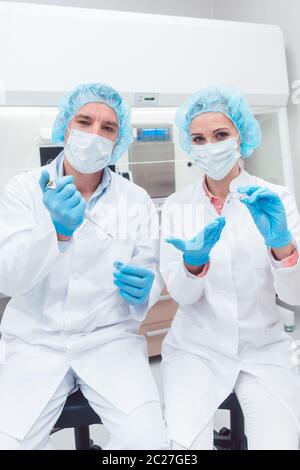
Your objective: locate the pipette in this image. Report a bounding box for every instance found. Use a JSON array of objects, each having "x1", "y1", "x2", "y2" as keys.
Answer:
[
  {"x1": 229, "y1": 192, "x2": 250, "y2": 200},
  {"x1": 45, "y1": 179, "x2": 114, "y2": 238},
  {"x1": 83, "y1": 210, "x2": 114, "y2": 238}
]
